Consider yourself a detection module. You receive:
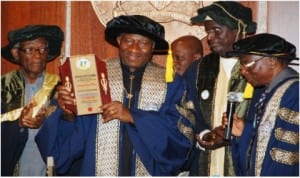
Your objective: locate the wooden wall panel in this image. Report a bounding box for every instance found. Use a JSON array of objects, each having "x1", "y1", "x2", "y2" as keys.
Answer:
[
  {"x1": 1, "y1": 1, "x2": 66, "y2": 74},
  {"x1": 1, "y1": 1, "x2": 119, "y2": 75},
  {"x1": 1, "y1": 1, "x2": 257, "y2": 75},
  {"x1": 70, "y1": 2, "x2": 118, "y2": 59}
]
